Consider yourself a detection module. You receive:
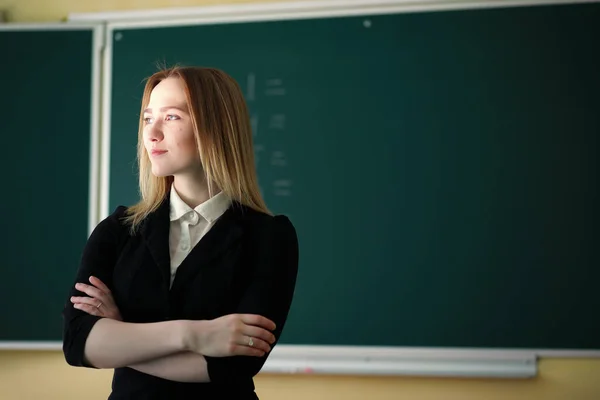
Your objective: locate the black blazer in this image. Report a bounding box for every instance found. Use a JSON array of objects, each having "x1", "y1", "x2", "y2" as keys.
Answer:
[{"x1": 62, "y1": 198, "x2": 299, "y2": 400}]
